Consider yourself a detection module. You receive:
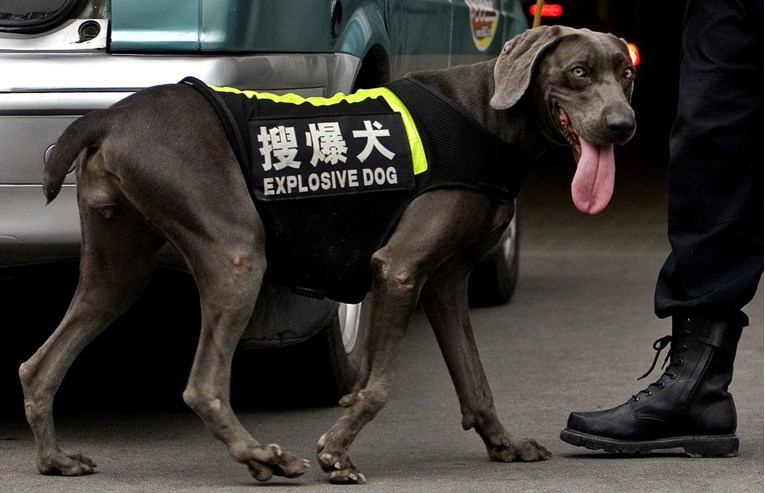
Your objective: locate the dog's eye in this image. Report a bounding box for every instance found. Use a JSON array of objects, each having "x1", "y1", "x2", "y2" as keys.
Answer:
[
  {"x1": 571, "y1": 66, "x2": 587, "y2": 78},
  {"x1": 624, "y1": 67, "x2": 636, "y2": 80}
]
